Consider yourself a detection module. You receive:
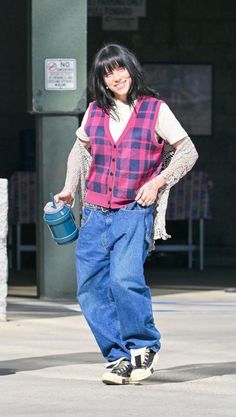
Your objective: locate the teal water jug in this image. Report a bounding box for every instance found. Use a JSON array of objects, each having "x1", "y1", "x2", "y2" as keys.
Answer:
[{"x1": 43, "y1": 195, "x2": 78, "y2": 245}]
